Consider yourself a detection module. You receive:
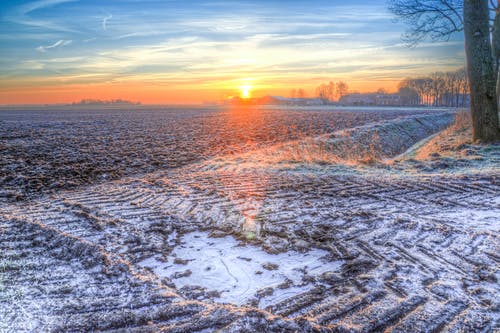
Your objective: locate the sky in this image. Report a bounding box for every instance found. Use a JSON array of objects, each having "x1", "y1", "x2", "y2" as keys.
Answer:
[{"x1": 0, "y1": 0, "x2": 466, "y2": 104}]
